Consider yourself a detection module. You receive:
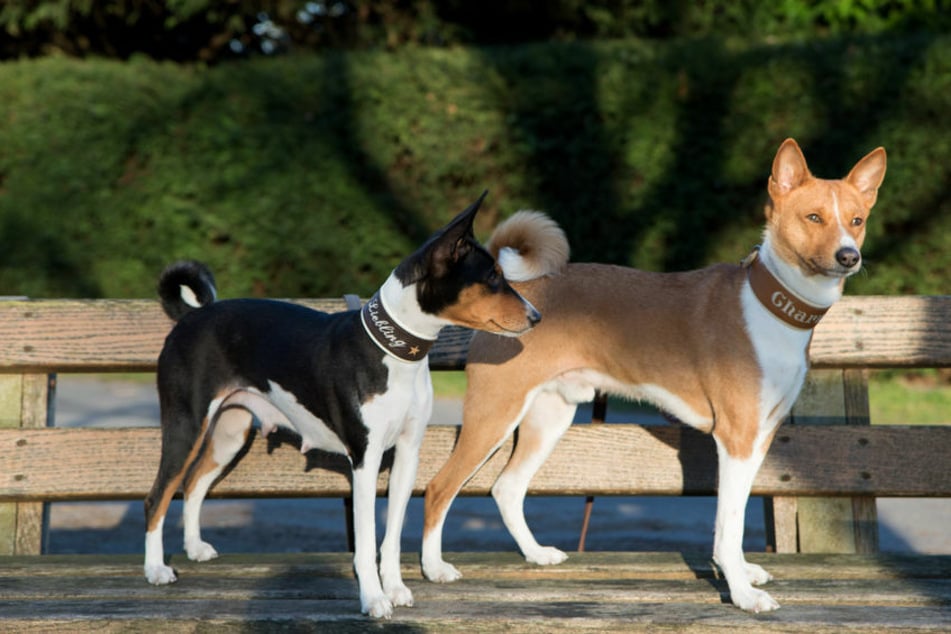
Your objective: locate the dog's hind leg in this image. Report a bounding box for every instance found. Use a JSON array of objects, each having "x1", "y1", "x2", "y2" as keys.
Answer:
[
  {"x1": 421, "y1": 387, "x2": 533, "y2": 583},
  {"x1": 492, "y1": 389, "x2": 575, "y2": 565},
  {"x1": 144, "y1": 415, "x2": 209, "y2": 585},
  {"x1": 180, "y1": 404, "x2": 254, "y2": 562}
]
